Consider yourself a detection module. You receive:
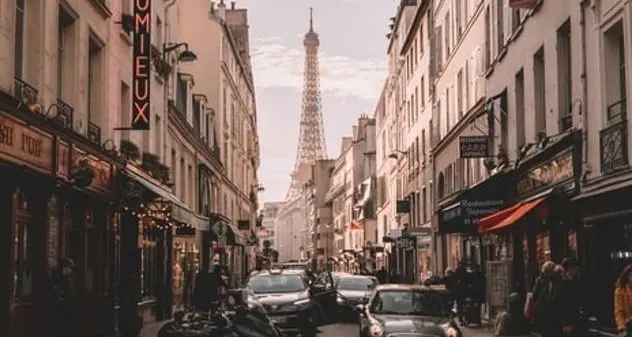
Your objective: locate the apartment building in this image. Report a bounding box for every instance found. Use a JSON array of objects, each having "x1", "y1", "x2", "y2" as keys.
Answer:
[
  {"x1": 178, "y1": 0, "x2": 261, "y2": 282},
  {"x1": 310, "y1": 159, "x2": 335, "y2": 268},
  {"x1": 260, "y1": 202, "x2": 283, "y2": 250},
  {"x1": 375, "y1": 0, "x2": 418, "y2": 275},
  {"x1": 396, "y1": 0, "x2": 435, "y2": 283}
]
